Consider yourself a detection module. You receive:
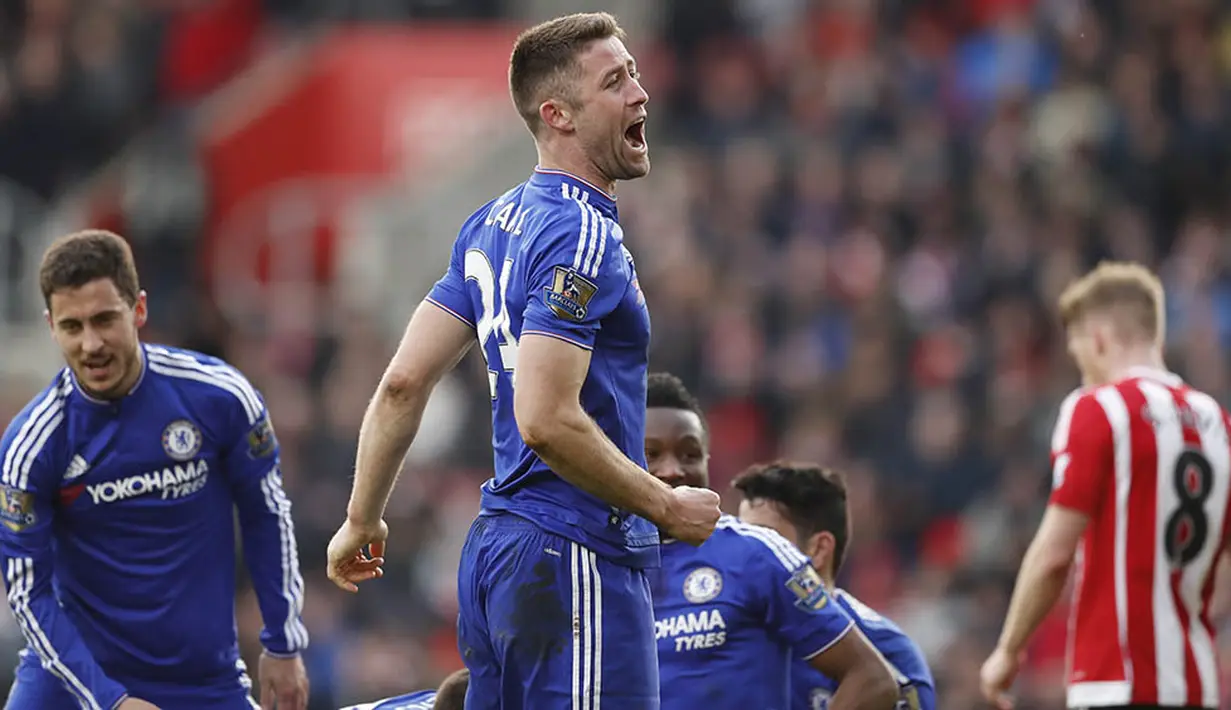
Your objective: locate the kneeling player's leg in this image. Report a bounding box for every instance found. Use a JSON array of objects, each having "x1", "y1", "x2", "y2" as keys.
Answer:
[{"x1": 480, "y1": 515, "x2": 658, "y2": 709}]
